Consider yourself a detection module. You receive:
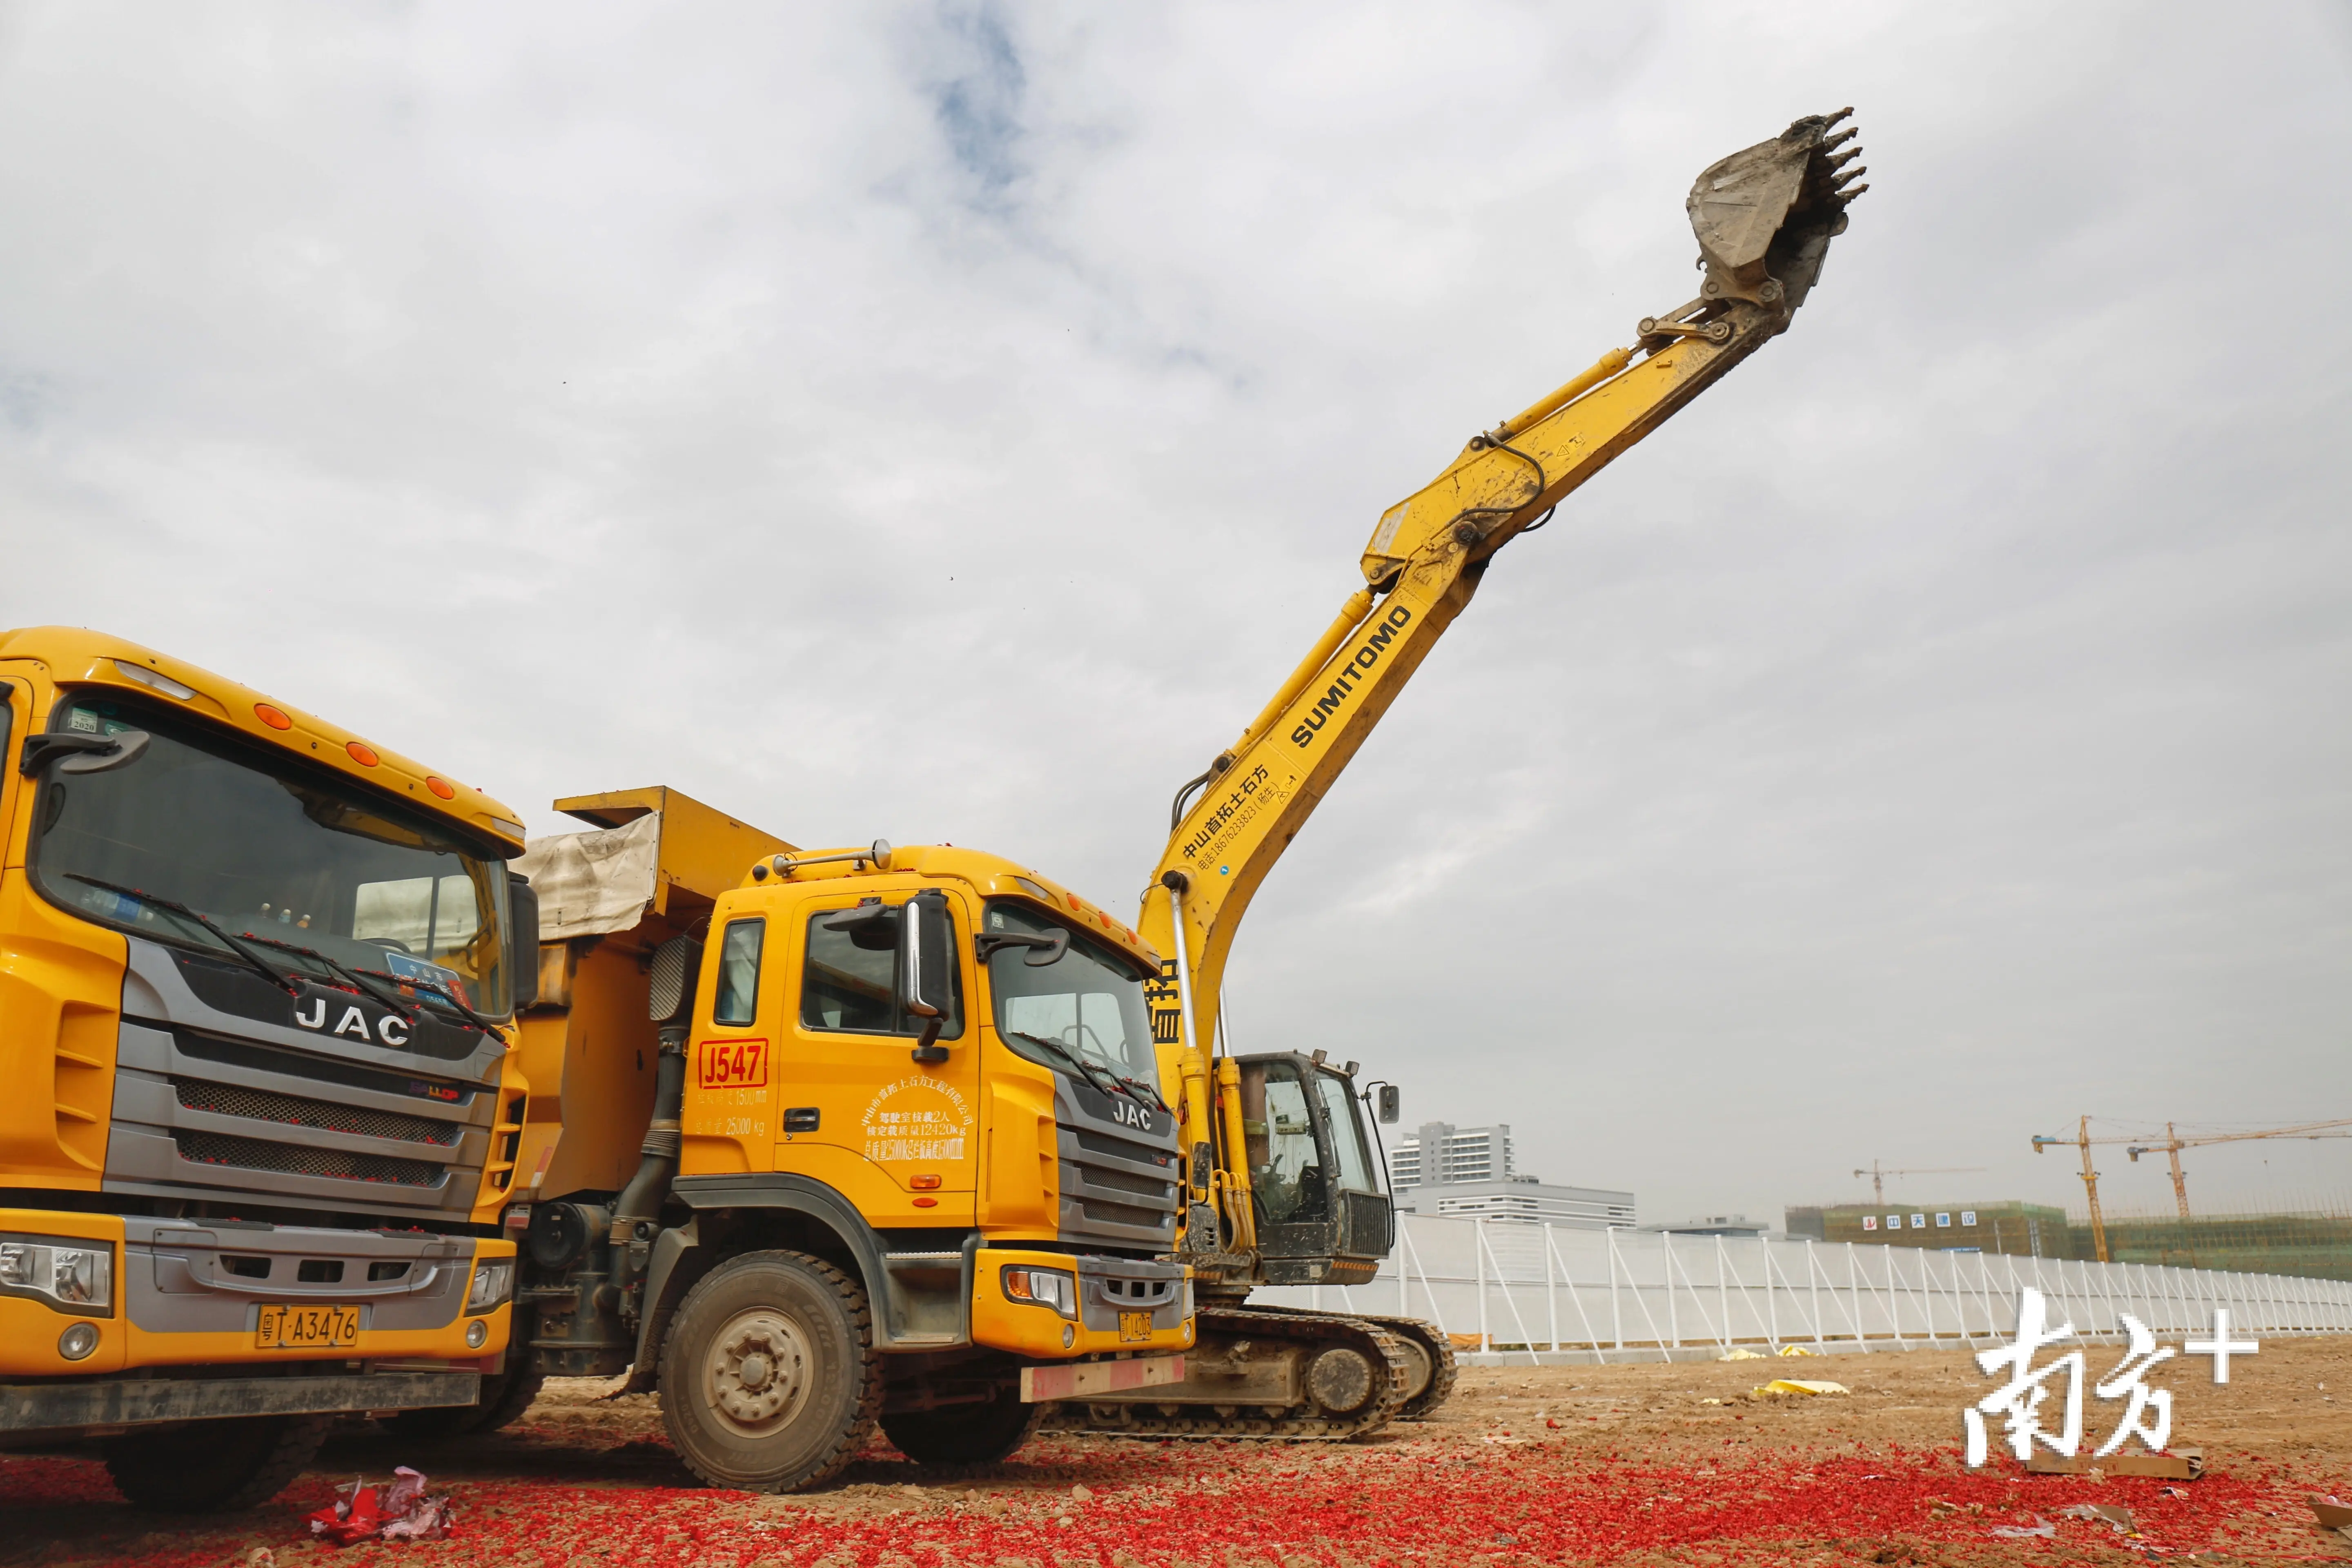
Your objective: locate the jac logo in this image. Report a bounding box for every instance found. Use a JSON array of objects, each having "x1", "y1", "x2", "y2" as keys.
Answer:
[
  {"x1": 292, "y1": 990, "x2": 409, "y2": 1048},
  {"x1": 698, "y1": 1038, "x2": 769, "y2": 1090},
  {"x1": 1108, "y1": 1098, "x2": 1156, "y2": 1132}
]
